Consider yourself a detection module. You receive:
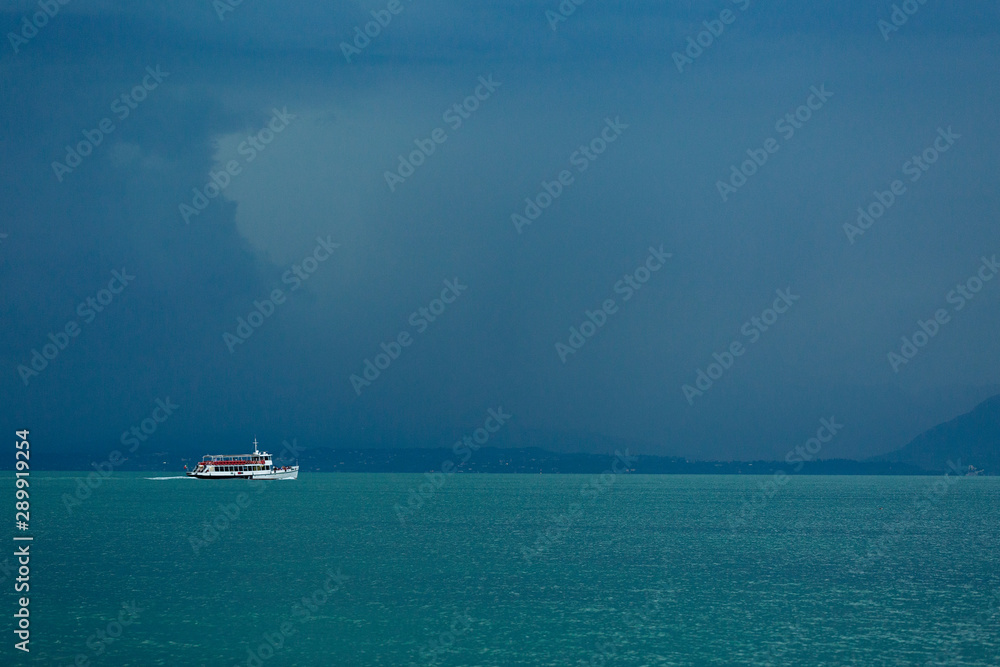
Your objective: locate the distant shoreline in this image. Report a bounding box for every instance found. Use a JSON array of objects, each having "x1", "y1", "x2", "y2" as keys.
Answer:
[
  {"x1": 12, "y1": 470, "x2": 983, "y2": 477},
  {"x1": 7, "y1": 446, "x2": 979, "y2": 475}
]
